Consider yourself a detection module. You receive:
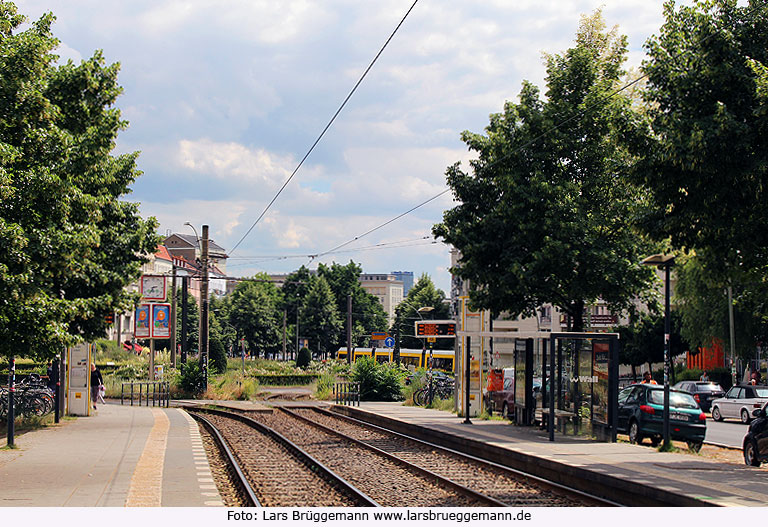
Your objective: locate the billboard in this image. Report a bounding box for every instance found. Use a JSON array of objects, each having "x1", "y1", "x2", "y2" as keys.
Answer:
[
  {"x1": 151, "y1": 303, "x2": 171, "y2": 339},
  {"x1": 135, "y1": 304, "x2": 151, "y2": 338}
]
